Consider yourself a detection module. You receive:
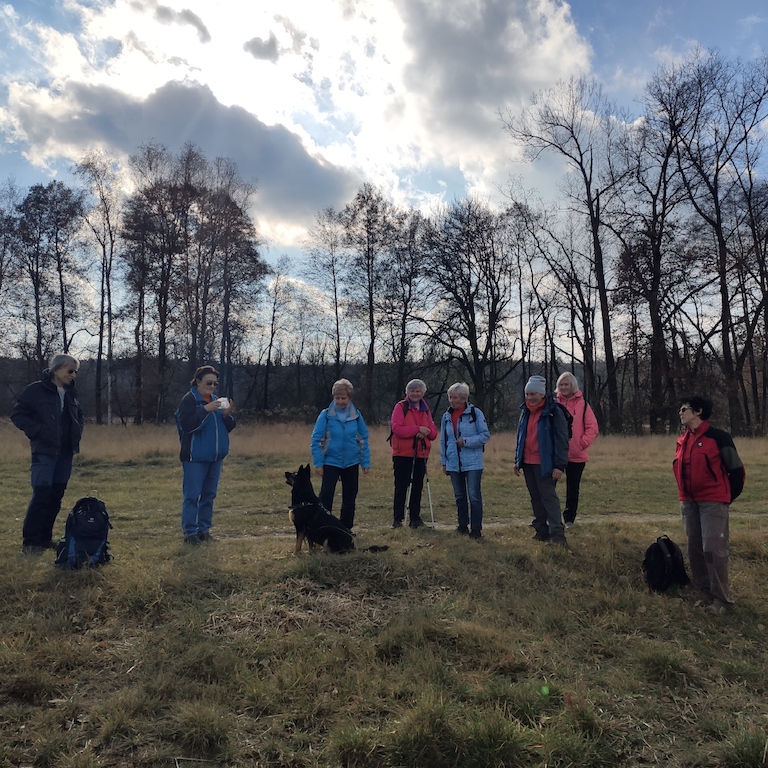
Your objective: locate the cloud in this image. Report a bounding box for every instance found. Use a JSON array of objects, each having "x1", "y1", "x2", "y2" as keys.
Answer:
[
  {"x1": 154, "y1": 3, "x2": 211, "y2": 43},
  {"x1": 243, "y1": 32, "x2": 280, "y2": 63},
  {"x1": 2, "y1": 78, "x2": 359, "y2": 243}
]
